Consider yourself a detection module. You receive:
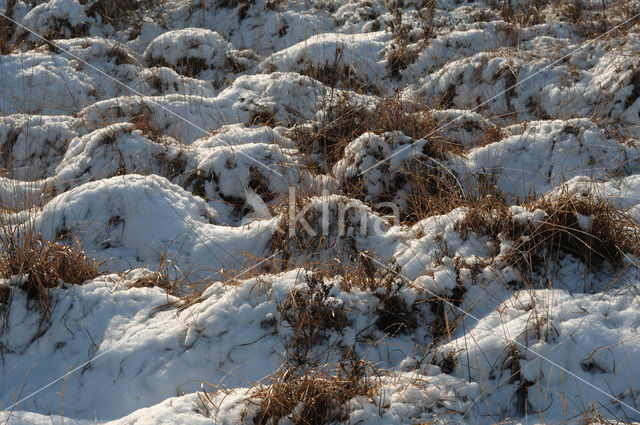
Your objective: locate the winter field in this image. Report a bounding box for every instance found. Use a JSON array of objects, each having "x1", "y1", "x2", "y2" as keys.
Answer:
[{"x1": 1, "y1": 0, "x2": 640, "y2": 423}]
